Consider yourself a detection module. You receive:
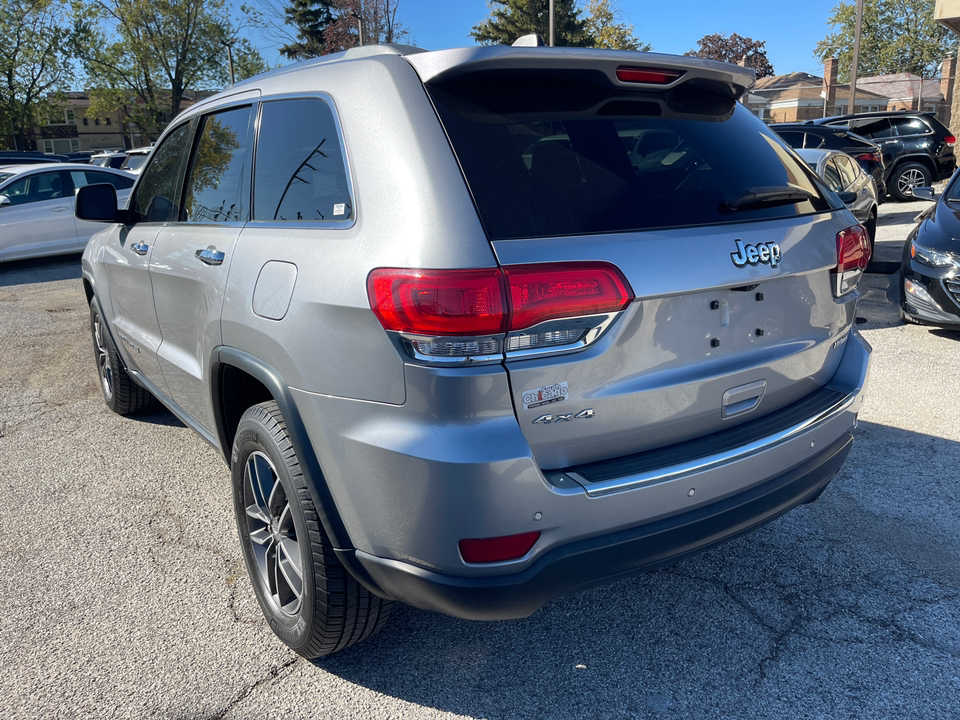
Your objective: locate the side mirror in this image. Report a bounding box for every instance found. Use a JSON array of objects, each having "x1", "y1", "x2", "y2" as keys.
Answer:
[
  {"x1": 76, "y1": 183, "x2": 123, "y2": 222},
  {"x1": 0, "y1": 195, "x2": 10, "y2": 207},
  {"x1": 911, "y1": 186, "x2": 936, "y2": 202},
  {"x1": 837, "y1": 190, "x2": 857, "y2": 205}
]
